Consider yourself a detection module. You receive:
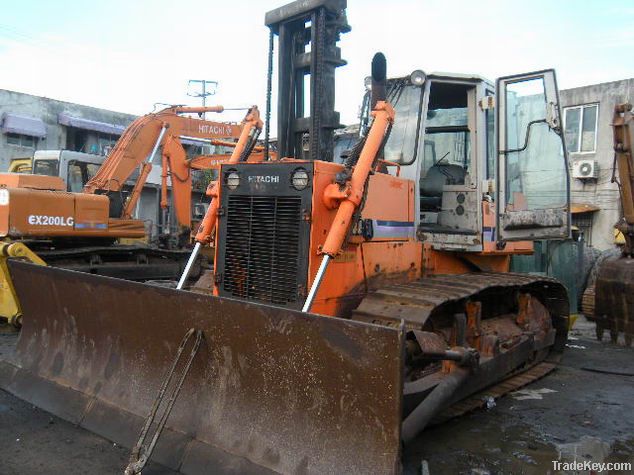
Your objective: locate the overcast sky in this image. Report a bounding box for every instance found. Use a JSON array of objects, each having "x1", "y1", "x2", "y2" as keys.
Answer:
[{"x1": 1, "y1": 0, "x2": 633, "y2": 126}]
